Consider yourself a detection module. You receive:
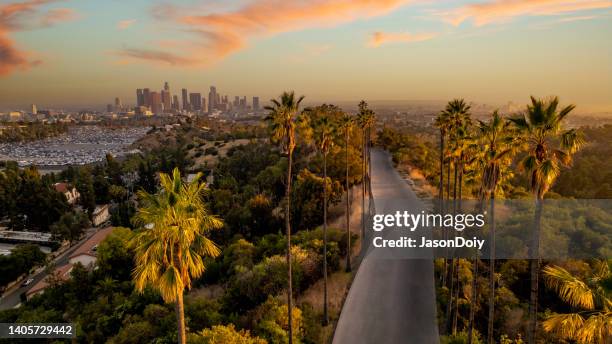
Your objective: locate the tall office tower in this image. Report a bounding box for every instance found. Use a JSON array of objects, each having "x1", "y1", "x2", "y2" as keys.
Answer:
[
  {"x1": 115, "y1": 97, "x2": 122, "y2": 111},
  {"x1": 181, "y1": 88, "x2": 189, "y2": 110},
  {"x1": 150, "y1": 92, "x2": 162, "y2": 114},
  {"x1": 239, "y1": 96, "x2": 247, "y2": 110},
  {"x1": 31, "y1": 104, "x2": 37, "y2": 115},
  {"x1": 107, "y1": 104, "x2": 113, "y2": 112},
  {"x1": 208, "y1": 86, "x2": 217, "y2": 113},
  {"x1": 202, "y1": 97, "x2": 206, "y2": 113},
  {"x1": 143, "y1": 88, "x2": 151, "y2": 107},
  {"x1": 164, "y1": 81, "x2": 170, "y2": 93},
  {"x1": 189, "y1": 93, "x2": 202, "y2": 111},
  {"x1": 216, "y1": 93, "x2": 220, "y2": 106},
  {"x1": 172, "y1": 95, "x2": 180, "y2": 110},
  {"x1": 161, "y1": 90, "x2": 171, "y2": 111},
  {"x1": 252, "y1": 97, "x2": 259, "y2": 111},
  {"x1": 136, "y1": 89, "x2": 145, "y2": 107},
  {"x1": 233, "y1": 96, "x2": 239, "y2": 108}
]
